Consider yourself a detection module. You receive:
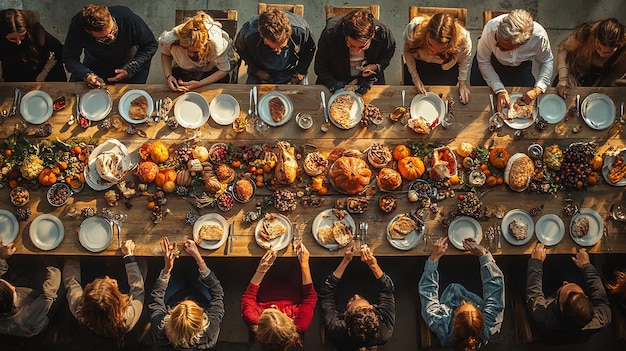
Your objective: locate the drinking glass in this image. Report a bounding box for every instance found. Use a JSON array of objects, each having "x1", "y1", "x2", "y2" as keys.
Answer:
[{"x1": 610, "y1": 205, "x2": 626, "y2": 222}]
